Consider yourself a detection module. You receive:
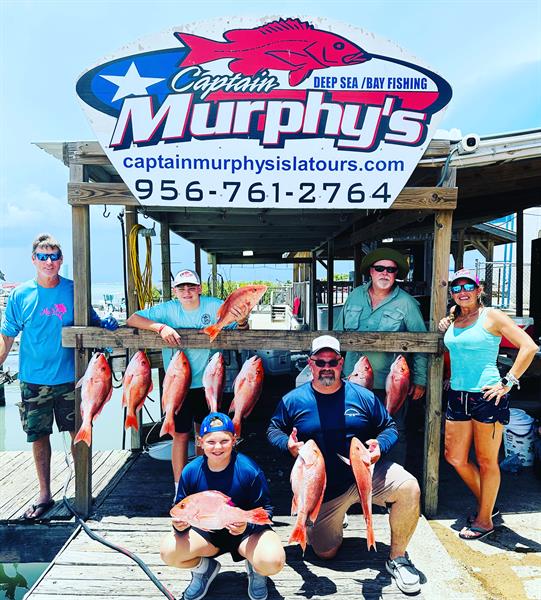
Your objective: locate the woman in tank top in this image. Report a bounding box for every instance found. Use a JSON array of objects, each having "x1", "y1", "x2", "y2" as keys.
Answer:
[{"x1": 438, "y1": 269, "x2": 538, "y2": 541}]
